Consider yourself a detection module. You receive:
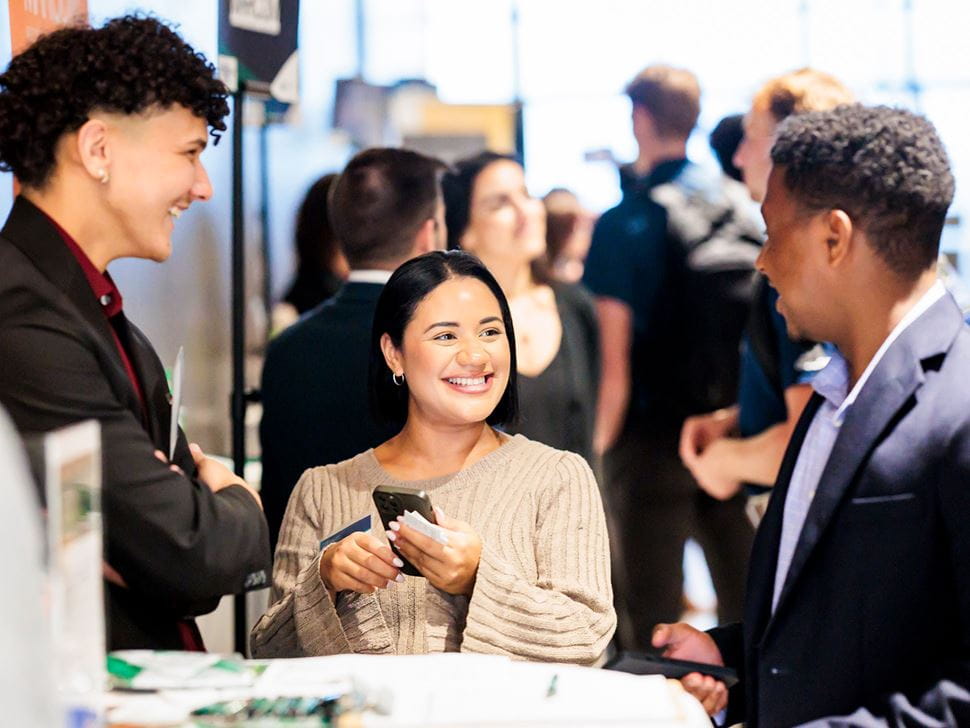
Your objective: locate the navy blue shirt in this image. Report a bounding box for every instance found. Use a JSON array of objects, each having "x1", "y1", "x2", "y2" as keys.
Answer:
[
  {"x1": 737, "y1": 286, "x2": 818, "y2": 438},
  {"x1": 582, "y1": 159, "x2": 687, "y2": 423}
]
